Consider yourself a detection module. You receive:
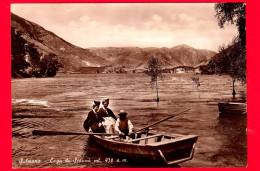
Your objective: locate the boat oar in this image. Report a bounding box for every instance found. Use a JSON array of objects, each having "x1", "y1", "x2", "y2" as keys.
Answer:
[
  {"x1": 133, "y1": 108, "x2": 191, "y2": 133},
  {"x1": 32, "y1": 130, "x2": 118, "y2": 136}
]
